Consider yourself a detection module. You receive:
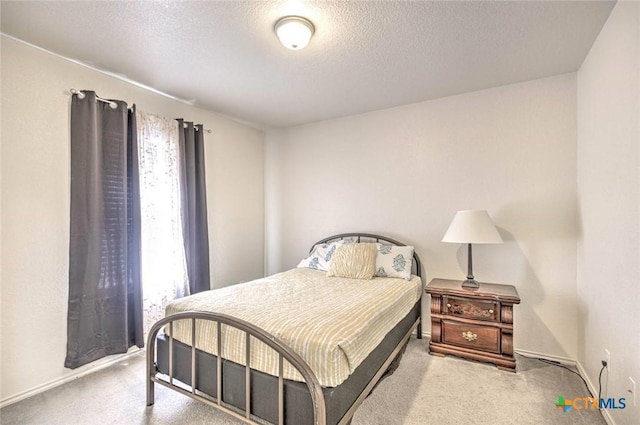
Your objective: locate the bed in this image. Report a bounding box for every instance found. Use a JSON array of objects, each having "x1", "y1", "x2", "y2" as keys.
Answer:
[{"x1": 146, "y1": 233, "x2": 424, "y2": 425}]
